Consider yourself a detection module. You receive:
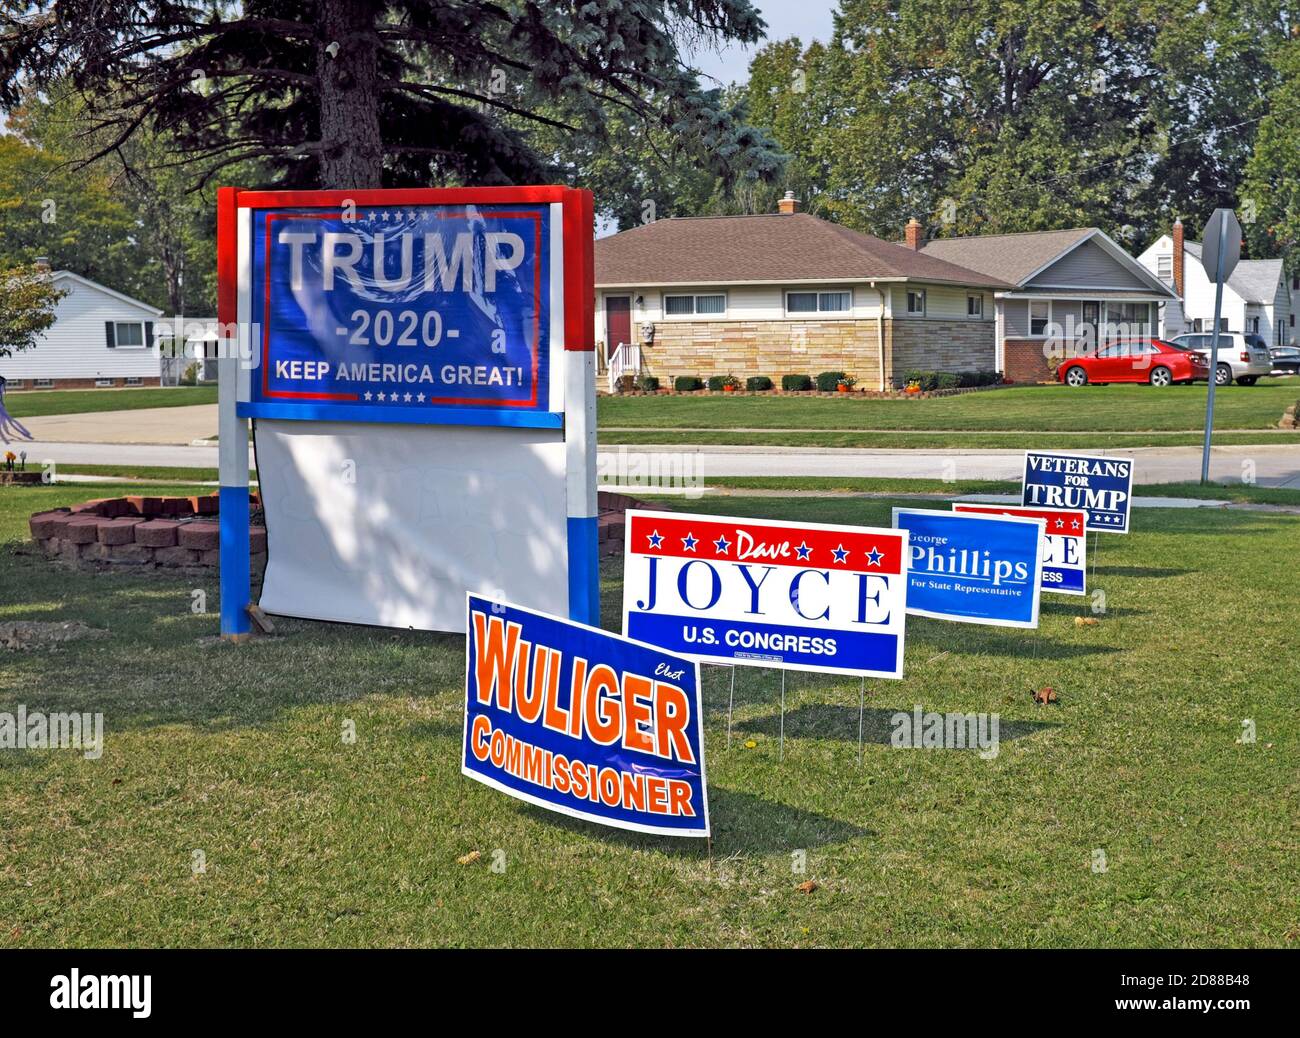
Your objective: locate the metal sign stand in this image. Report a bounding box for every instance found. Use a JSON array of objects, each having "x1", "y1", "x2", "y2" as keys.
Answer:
[
  {"x1": 857, "y1": 677, "x2": 866, "y2": 766},
  {"x1": 1198, "y1": 208, "x2": 1242, "y2": 485},
  {"x1": 725, "y1": 666, "x2": 736, "y2": 749},
  {"x1": 779, "y1": 670, "x2": 786, "y2": 762}
]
